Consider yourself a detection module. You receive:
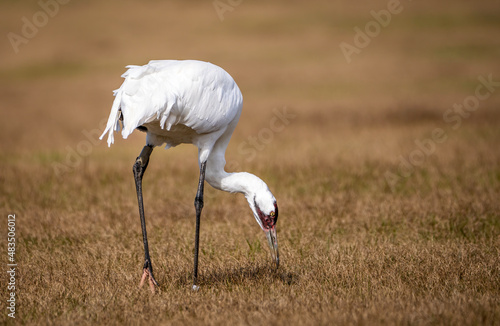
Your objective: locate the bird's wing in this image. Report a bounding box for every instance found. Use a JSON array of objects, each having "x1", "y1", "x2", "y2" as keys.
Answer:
[
  {"x1": 100, "y1": 60, "x2": 242, "y2": 146},
  {"x1": 100, "y1": 62, "x2": 180, "y2": 145},
  {"x1": 119, "y1": 65, "x2": 178, "y2": 138},
  {"x1": 174, "y1": 61, "x2": 242, "y2": 134}
]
